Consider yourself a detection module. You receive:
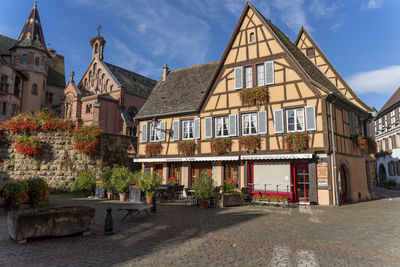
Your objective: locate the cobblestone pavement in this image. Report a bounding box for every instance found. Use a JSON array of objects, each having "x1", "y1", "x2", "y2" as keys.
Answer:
[{"x1": 1, "y1": 189, "x2": 400, "y2": 267}]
